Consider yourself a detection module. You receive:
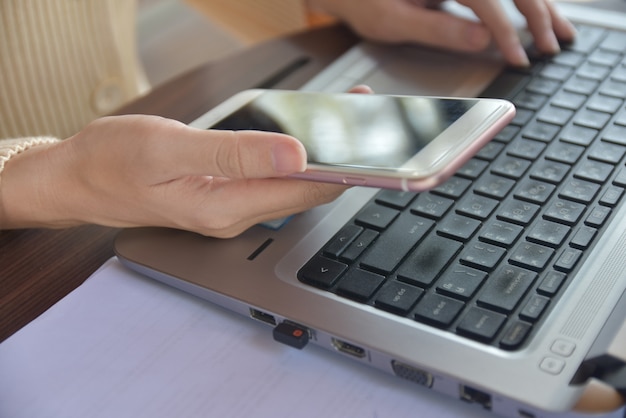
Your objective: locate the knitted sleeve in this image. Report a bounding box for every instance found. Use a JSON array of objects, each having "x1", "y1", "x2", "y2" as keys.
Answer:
[{"x1": 0, "y1": 137, "x2": 61, "y2": 175}]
